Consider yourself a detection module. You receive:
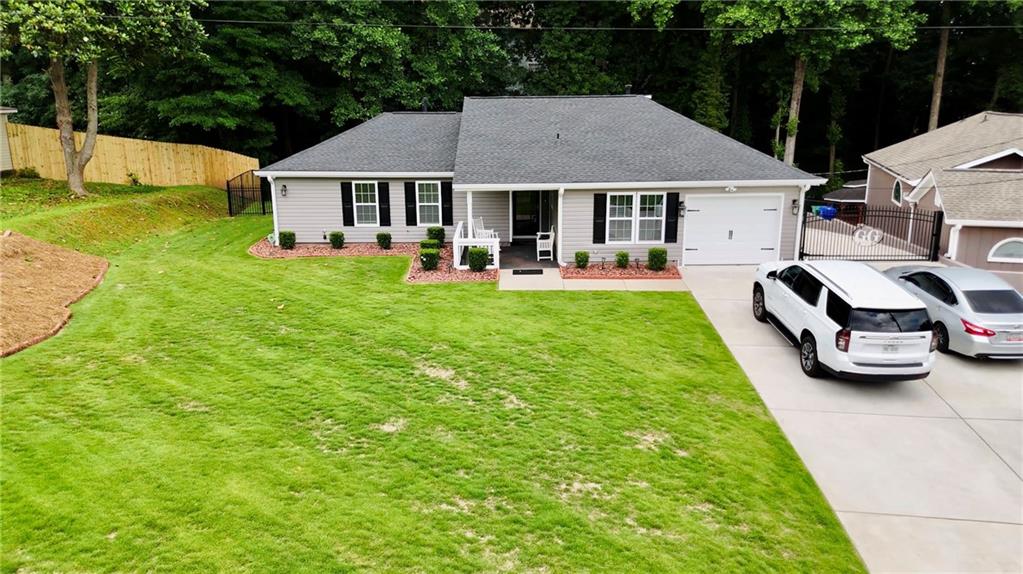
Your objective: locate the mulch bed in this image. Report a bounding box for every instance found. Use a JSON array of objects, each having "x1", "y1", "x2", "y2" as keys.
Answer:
[
  {"x1": 561, "y1": 263, "x2": 682, "y2": 280},
  {"x1": 248, "y1": 239, "x2": 497, "y2": 283},
  {"x1": 1, "y1": 230, "x2": 109, "y2": 357}
]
